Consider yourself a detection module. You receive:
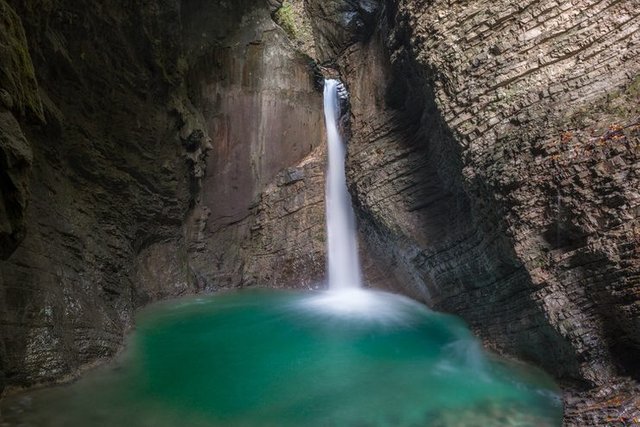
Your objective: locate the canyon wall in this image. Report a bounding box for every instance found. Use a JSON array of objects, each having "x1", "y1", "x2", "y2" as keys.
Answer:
[
  {"x1": 0, "y1": 0, "x2": 327, "y2": 392},
  {"x1": 0, "y1": 0, "x2": 206, "y2": 390},
  {"x1": 308, "y1": 0, "x2": 639, "y2": 424},
  {"x1": 181, "y1": 0, "x2": 327, "y2": 290}
]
